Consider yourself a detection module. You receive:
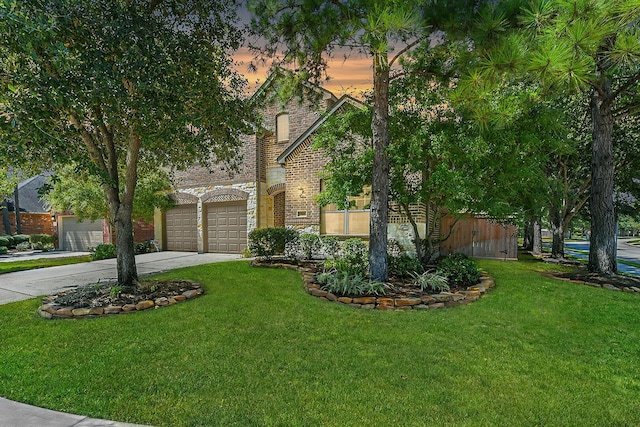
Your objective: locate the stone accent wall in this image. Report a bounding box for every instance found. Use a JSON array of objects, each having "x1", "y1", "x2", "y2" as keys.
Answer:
[
  {"x1": 7, "y1": 213, "x2": 54, "y2": 235},
  {"x1": 174, "y1": 182, "x2": 257, "y2": 234}
]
